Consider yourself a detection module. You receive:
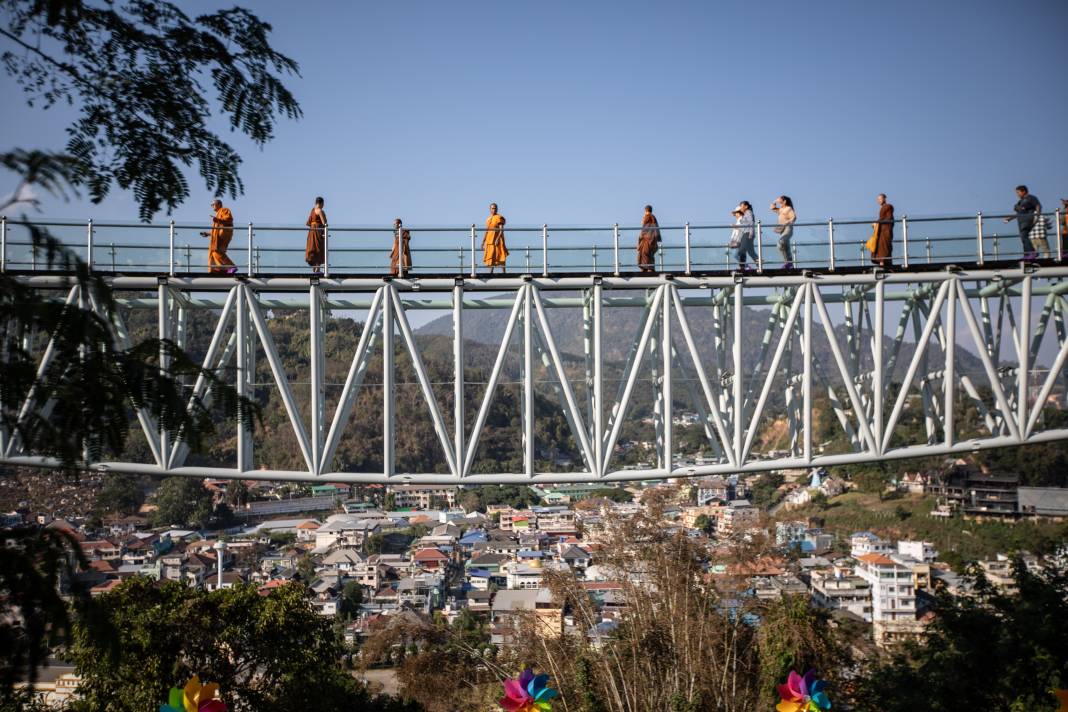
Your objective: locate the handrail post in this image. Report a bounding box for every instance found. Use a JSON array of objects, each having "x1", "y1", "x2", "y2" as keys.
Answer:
[
  {"x1": 457, "y1": 248, "x2": 464, "y2": 274},
  {"x1": 396, "y1": 225, "x2": 404, "y2": 278},
  {"x1": 541, "y1": 224, "x2": 548, "y2": 277},
  {"x1": 754, "y1": 220, "x2": 763, "y2": 273},
  {"x1": 168, "y1": 219, "x2": 175, "y2": 276},
  {"x1": 323, "y1": 223, "x2": 330, "y2": 278},
  {"x1": 524, "y1": 246, "x2": 531, "y2": 273},
  {"x1": 827, "y1": 218, "x2": 835, "y2": 271},
  {"x1": 592, "y1": 245, "x2": 598, "y2": 272},
  {"x1": 993, "y1": 234, "x2": 1000, "y2": 261},
  {"x1": 613, "y1": 223, "x2": 620, "y2": 276},
  {"x1": 976, "y1": 212, "x2": 985, "y2": 266},
  {"x1": 1056, "y1": 208, "x2": 1064, "y2": 262},
  {"x1": 684, "y1": 222, "x2": 692, "y2": 275},
  {"x1": 86, "y1": 218, "x2": 94, "y2": 270},
  {"x1": 901, "y1": 216, "x2": 910, "y2": 268},
  {"x1": 470, "y1": 224, "x2": 476, "y2": 278},
  {"x1": 1, "y1": 215, "x2": 6, "y2": 272},
  {"x1": 247, "y1": 222, "x2": 254, "y2": 276},
  {"x1": 925, "y1": 238, "x2": 932, "y2": 264}
]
